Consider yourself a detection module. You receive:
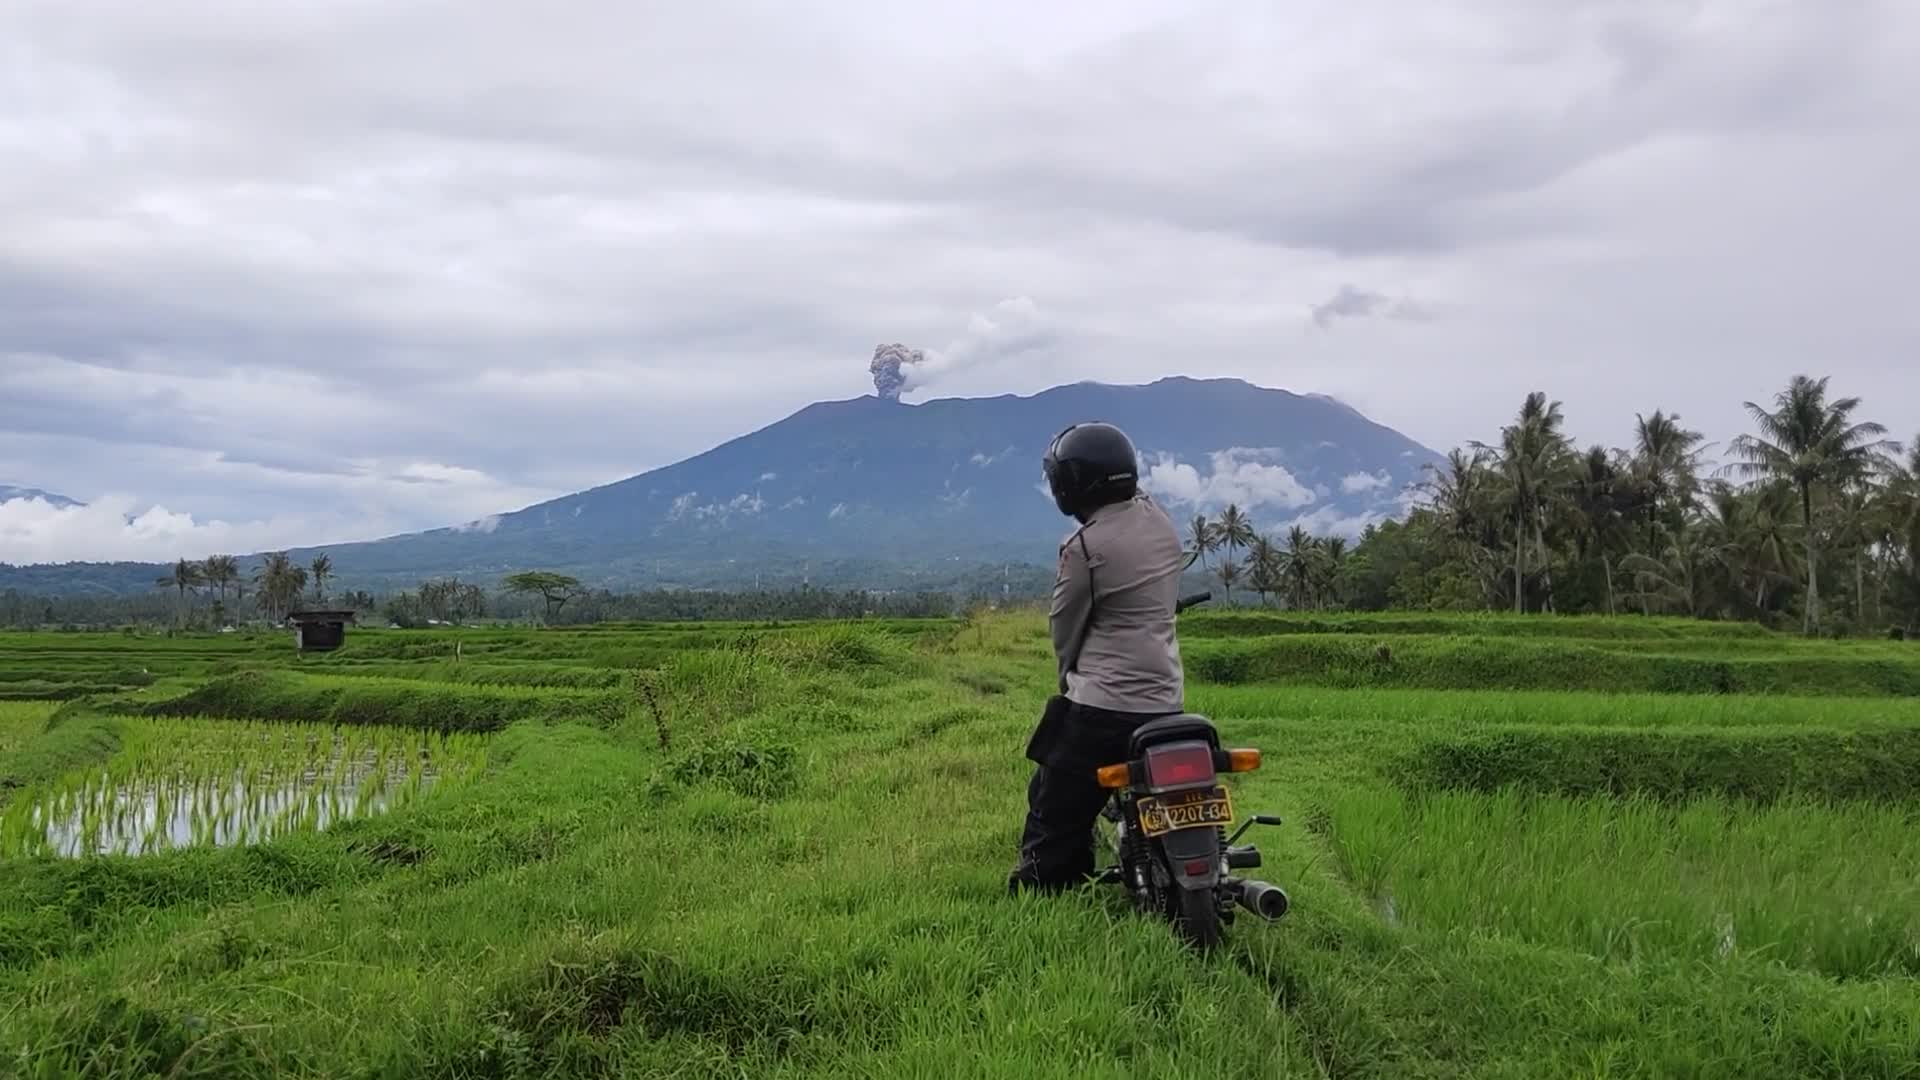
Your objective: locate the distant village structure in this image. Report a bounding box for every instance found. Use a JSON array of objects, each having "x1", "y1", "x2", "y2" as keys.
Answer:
[{"x1": 287, "y1": 609, "x2": 355, "y2": 652}]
